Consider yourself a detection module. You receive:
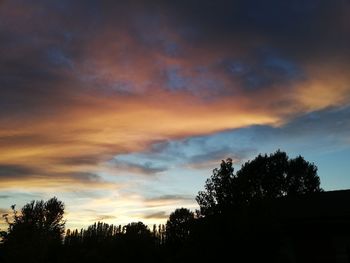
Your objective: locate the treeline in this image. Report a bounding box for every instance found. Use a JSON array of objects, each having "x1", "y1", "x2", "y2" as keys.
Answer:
[
  {"x1": 65, "y1": 221, "x2": 167, "y2": 246},
  {"x1": 63, "y1": 221, "x2": 166, "y2": 262},
  {"x1": 0, "y1": 150, "x2": 323, "y2": 263}
]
